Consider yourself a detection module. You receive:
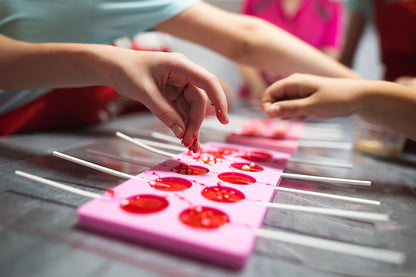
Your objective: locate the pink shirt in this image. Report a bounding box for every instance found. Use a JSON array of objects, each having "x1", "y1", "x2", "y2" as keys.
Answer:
[{"x1": 241, "y1": 0, "x2": 345, "y2": 51}]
